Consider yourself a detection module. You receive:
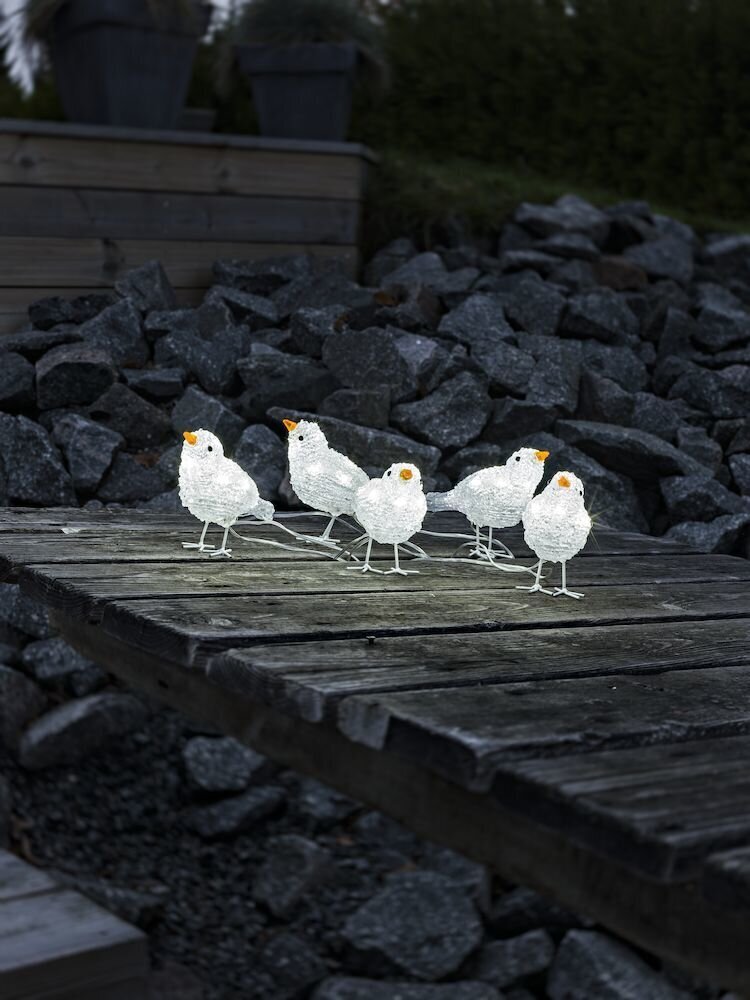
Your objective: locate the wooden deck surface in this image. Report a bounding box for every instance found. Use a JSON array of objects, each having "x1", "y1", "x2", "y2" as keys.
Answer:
[{"x1": 2, "y1": 507, "x2": 750, "y2": 990}]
